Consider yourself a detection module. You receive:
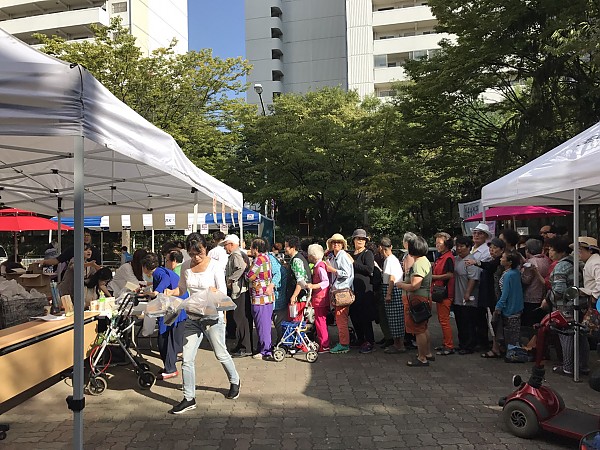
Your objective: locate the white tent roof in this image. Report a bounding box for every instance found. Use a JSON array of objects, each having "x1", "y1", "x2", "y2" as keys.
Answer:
[
  {"x1": 481, "y1": 122, "x2": 600, "y2": 207},
  {"x1": 0, "y1": 27, "x2": 243, "y2": 216}
]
